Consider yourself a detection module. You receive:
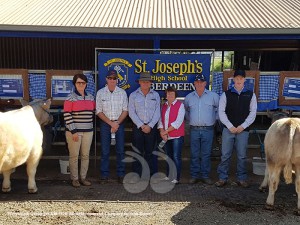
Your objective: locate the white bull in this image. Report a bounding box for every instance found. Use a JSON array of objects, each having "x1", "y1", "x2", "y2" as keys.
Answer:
[
  {"x1": 0, "y1": 99, "x2": 52, "y2": 193},
  {"x1": 259, "y1": 117, "x2": 300, "y2": 215}
]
